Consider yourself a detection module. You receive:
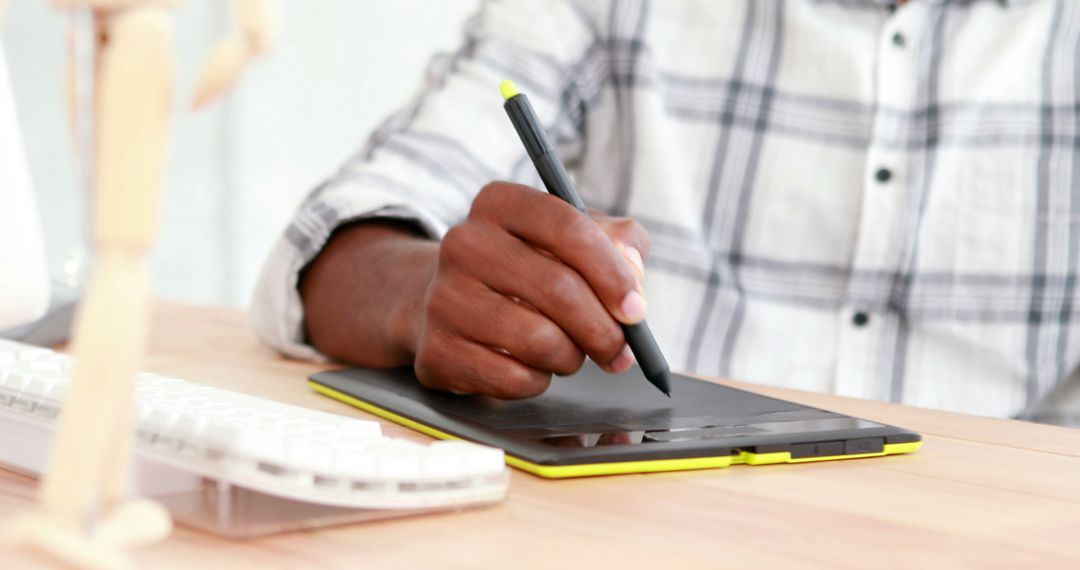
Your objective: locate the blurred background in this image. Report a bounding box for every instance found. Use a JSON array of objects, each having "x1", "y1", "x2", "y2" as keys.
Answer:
[{"x1": 3, "y1": 0, "x2": 479, "y2": 308}]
